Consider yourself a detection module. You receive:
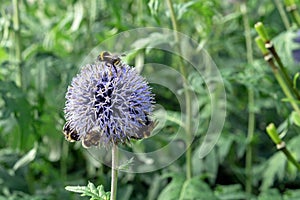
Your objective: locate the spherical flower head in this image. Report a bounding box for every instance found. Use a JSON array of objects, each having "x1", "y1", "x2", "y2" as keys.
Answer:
[
  {"x1": 292, "y1": 30, "x2": 300, "y2": 62},
  {"x1": 64, "y1": 60, "x2": 155, "y2": 148}
]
